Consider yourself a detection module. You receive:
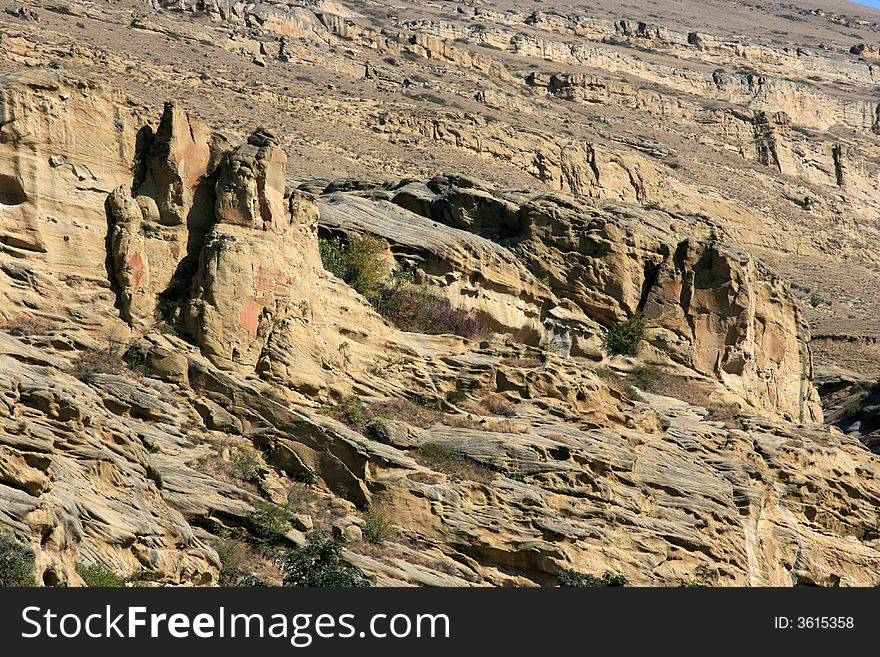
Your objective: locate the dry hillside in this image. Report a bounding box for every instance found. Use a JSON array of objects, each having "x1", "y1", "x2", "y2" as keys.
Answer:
[{"x1": 1, "y1": 0, "x2": 880, "y2": 587}]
